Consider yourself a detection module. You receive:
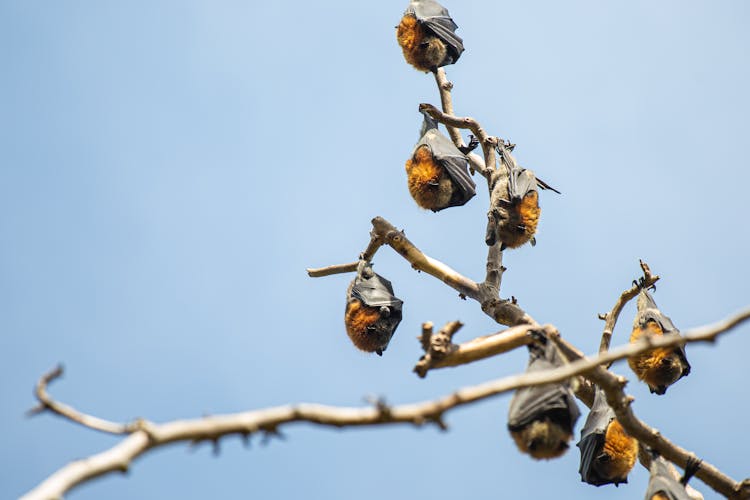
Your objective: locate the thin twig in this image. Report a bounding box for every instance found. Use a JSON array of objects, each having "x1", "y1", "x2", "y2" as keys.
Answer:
[
  {"x1": 598, "y1": 259, "x2": 659, "y2": 354},
  {"x1": 432, "y1": 69, "x2": 486, "y2": 175},
  {"x1": 27, "y1": 365, "x2": 132, "y2": 435},
  {"x1": 306, "y1": 262, "x2": 358, "y2": 277},
  {"x1": 419, "y1": 103, "x2": 496, "y2": 176},
  {"x1": 307, "y1": 231, "x2": 385, "y2": 278}
]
